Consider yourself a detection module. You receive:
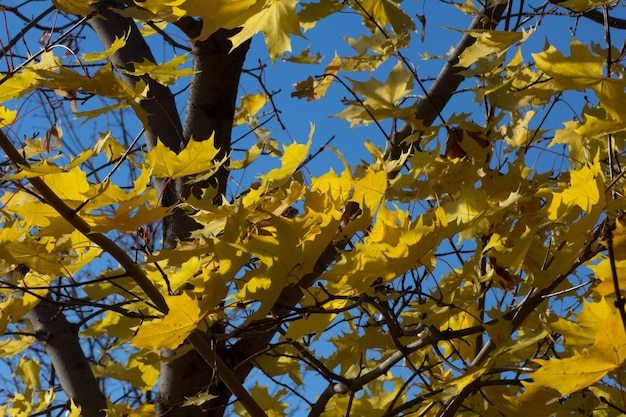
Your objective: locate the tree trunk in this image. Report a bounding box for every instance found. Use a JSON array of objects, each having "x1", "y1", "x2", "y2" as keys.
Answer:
[
  {"x1": 90, "y1": 4, "x2": 251, "y2": 416},
  {"x1": 26, "y1": 299, "x2": 107, "y2": 417},
  {"x1": 156, "y1": 29, "x2": 250, "y2": 417}
]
